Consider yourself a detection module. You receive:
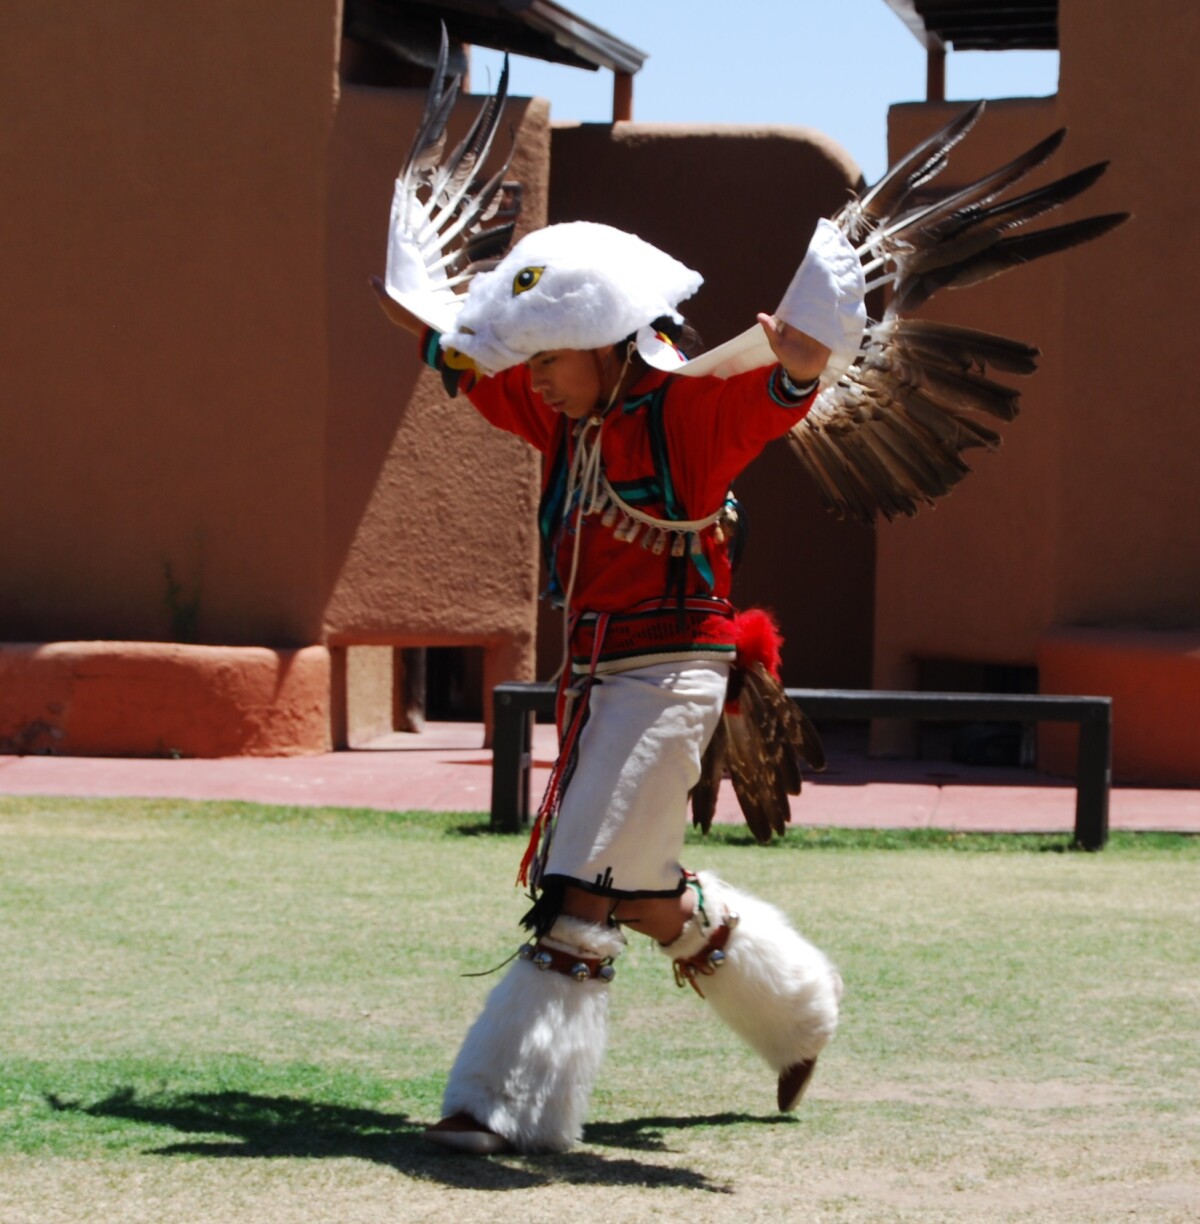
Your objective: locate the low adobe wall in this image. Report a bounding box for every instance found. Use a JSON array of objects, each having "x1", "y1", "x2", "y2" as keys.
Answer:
[
  {"x1": 1038, "y1": 629, "x2": 1200, "y2": 786},
  {"x1": 0, "y1": 643, "x2": 331, "y2": 758}
]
